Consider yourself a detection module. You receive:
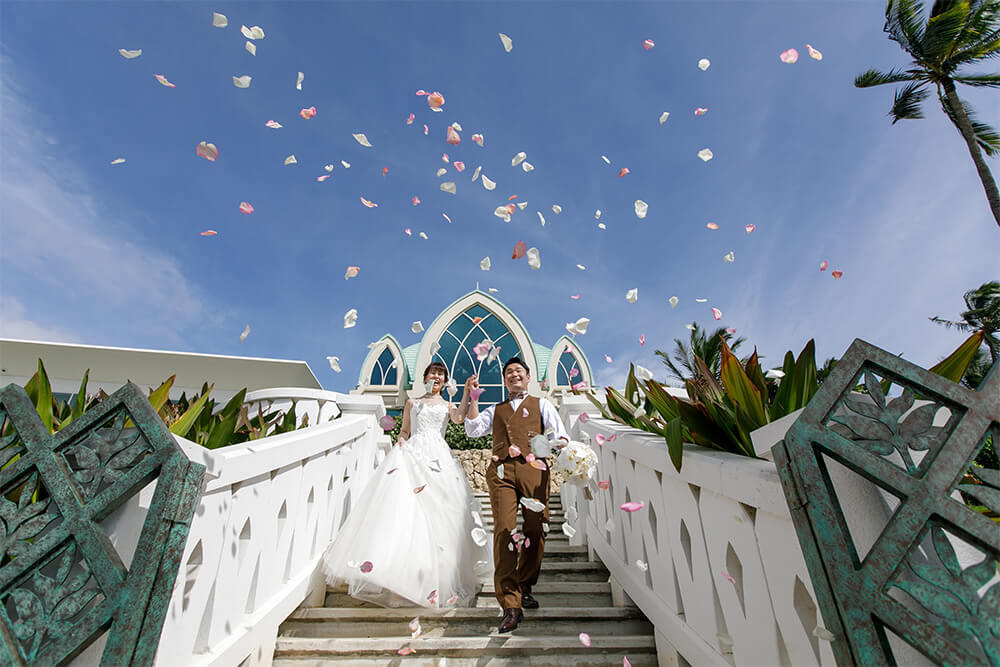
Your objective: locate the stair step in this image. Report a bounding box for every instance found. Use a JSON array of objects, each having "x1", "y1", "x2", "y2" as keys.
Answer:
[
  {"x1": 476, "y1": 582, "x2": 611, "y2": 608},
  {"x1": 280, "y1": 606, "x2": 653, "y2": 638},
  {"x1": 273, "y1": 635, "x2": 657, "y2": 665}
]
